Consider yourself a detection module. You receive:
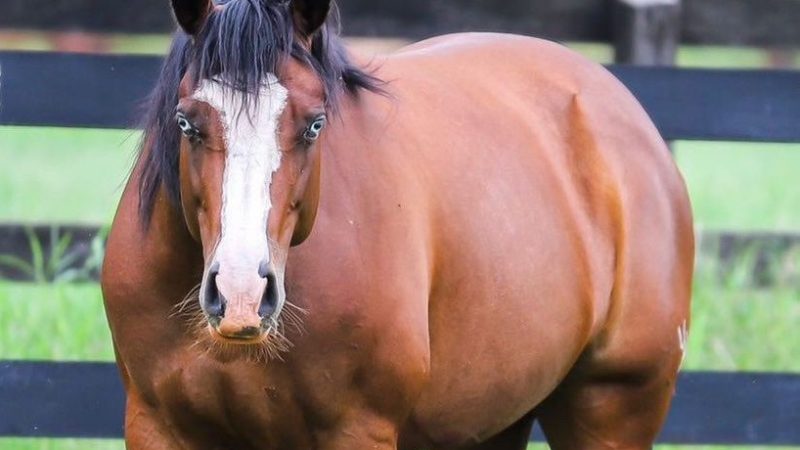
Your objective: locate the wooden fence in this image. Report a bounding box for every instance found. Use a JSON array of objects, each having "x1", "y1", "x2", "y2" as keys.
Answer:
[
  {"x1": 1, "y1": 48, "x2": 799, "y2": 446},
  {"x1": 1, "y1": 0, "x2": 800, "y2": 443}
]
